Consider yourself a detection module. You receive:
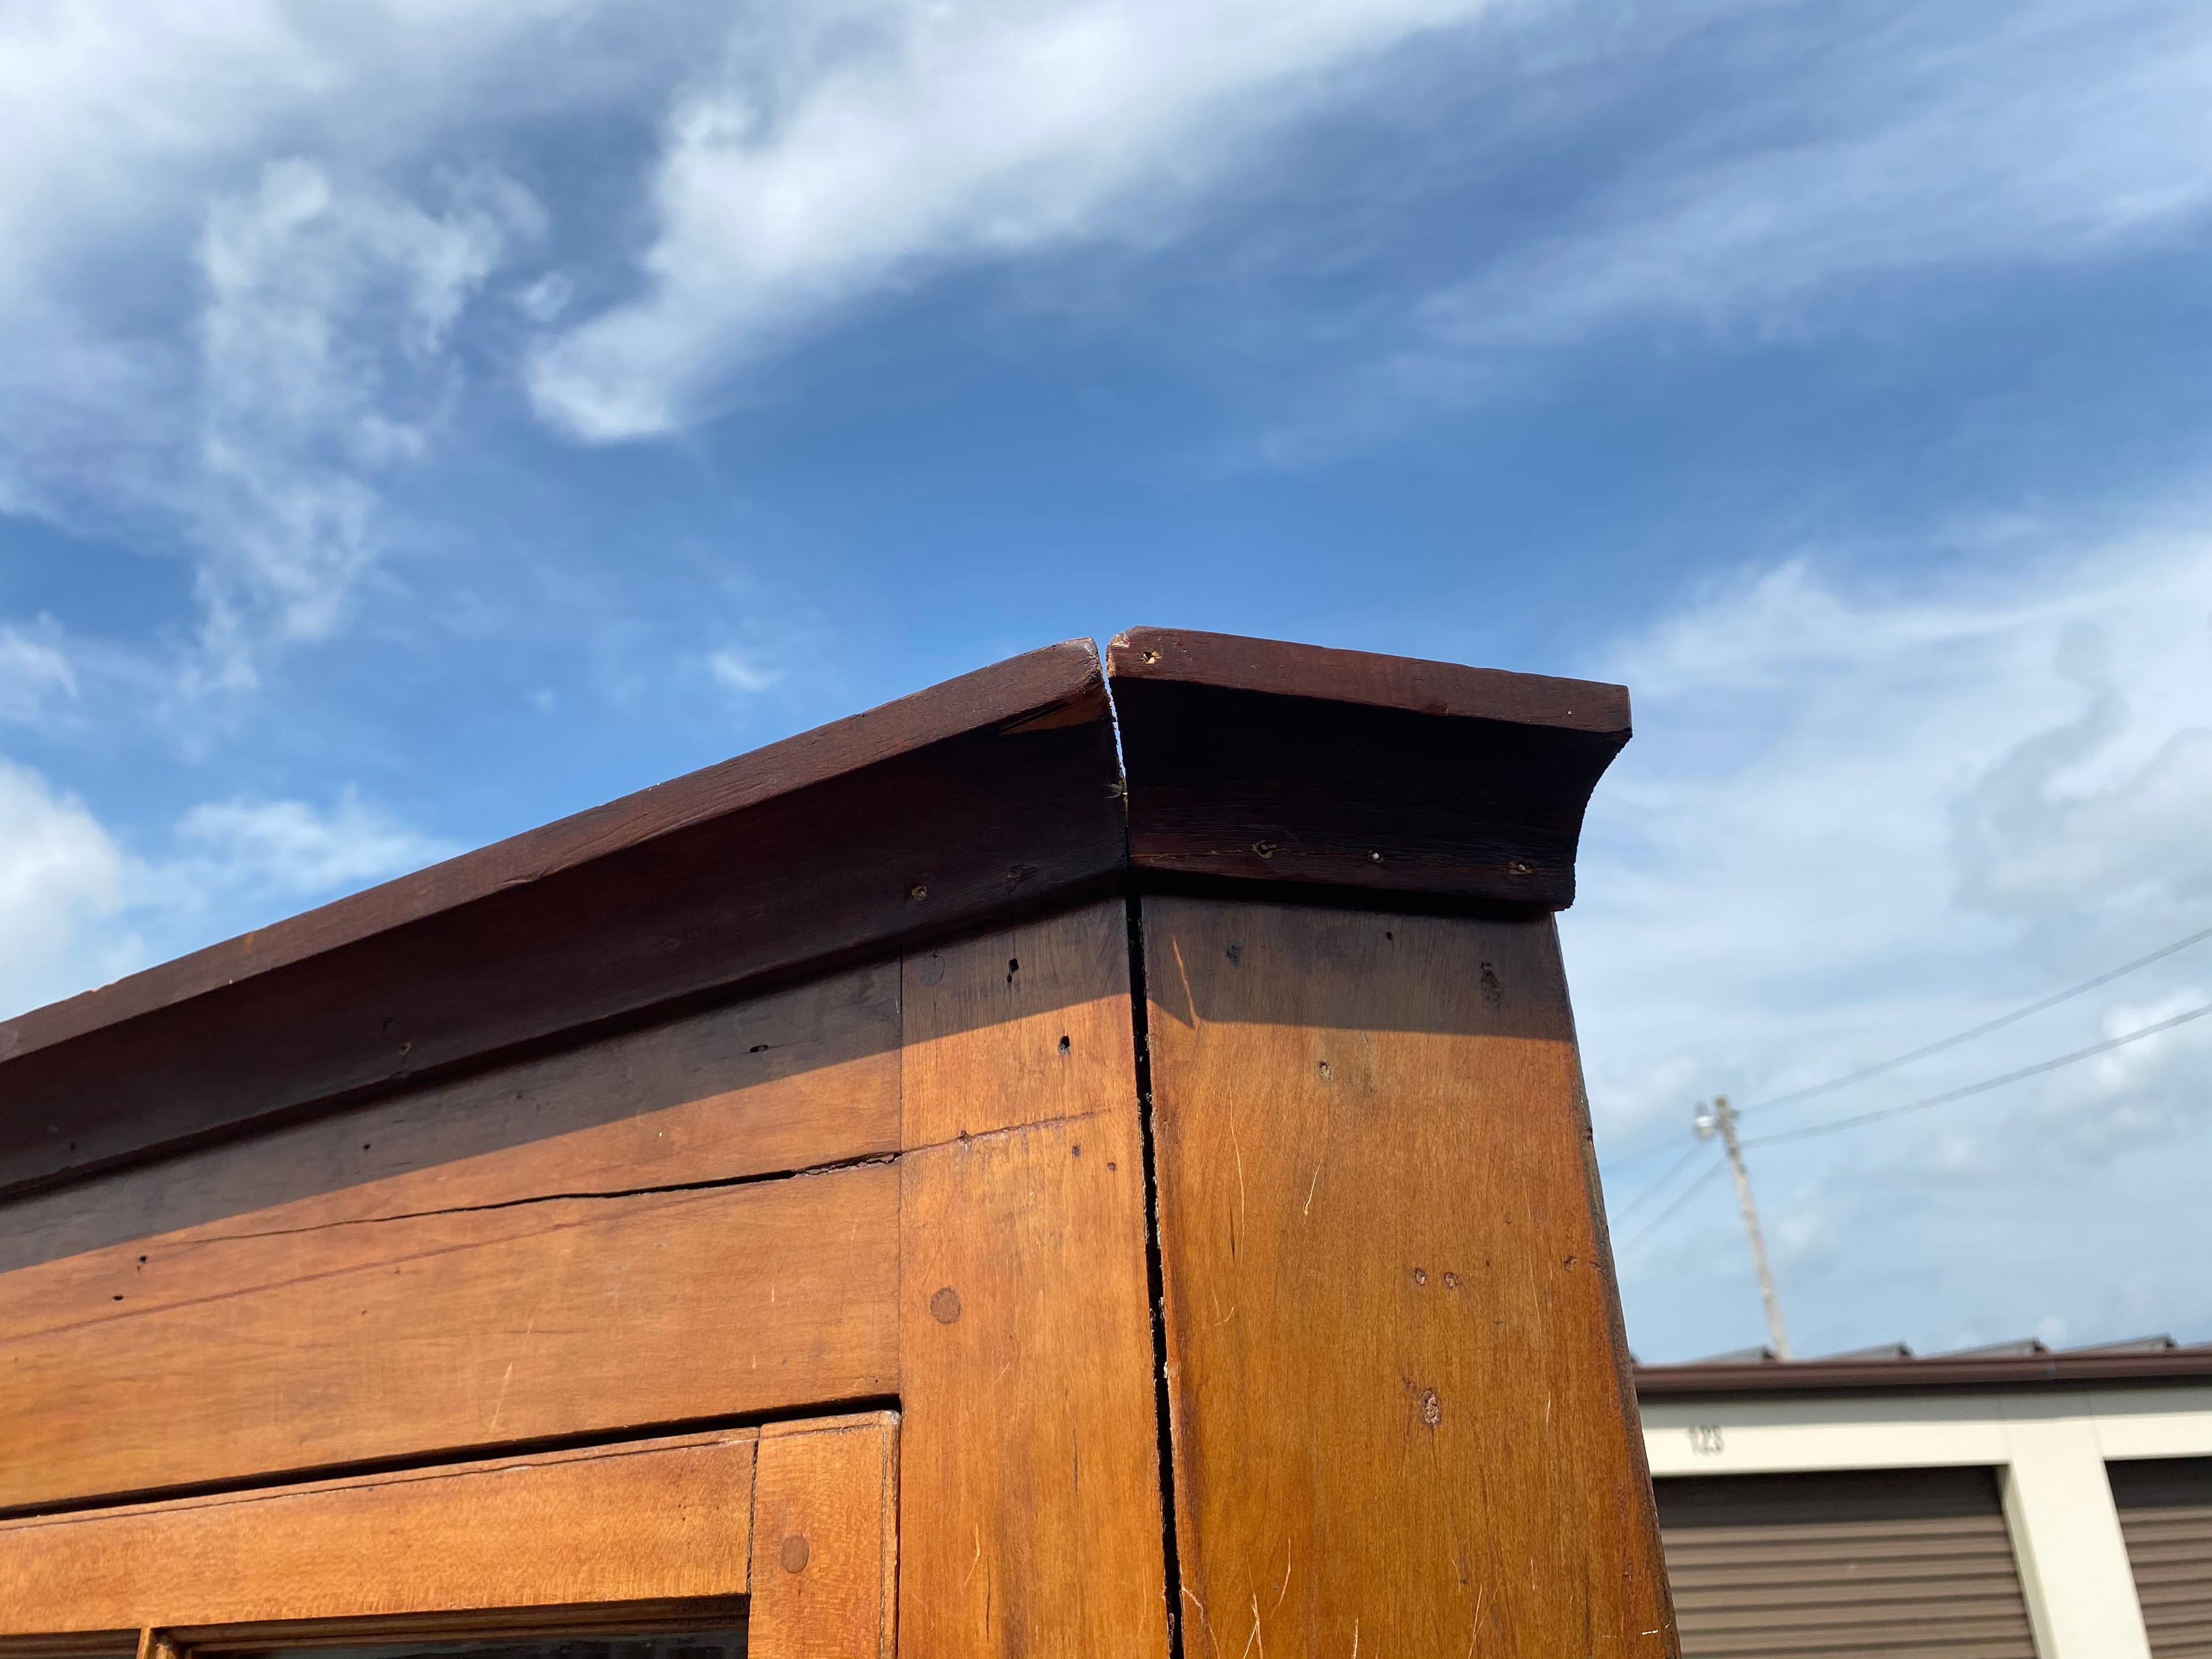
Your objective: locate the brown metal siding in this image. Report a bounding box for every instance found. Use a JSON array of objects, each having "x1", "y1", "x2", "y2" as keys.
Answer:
[
  {"x1": 2112, "y1": 1457, "x2": 2212, "y2": 1658},
  {"x1": 1654, "y1": 1467, "x2": 2037, "y2": 1658}
]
